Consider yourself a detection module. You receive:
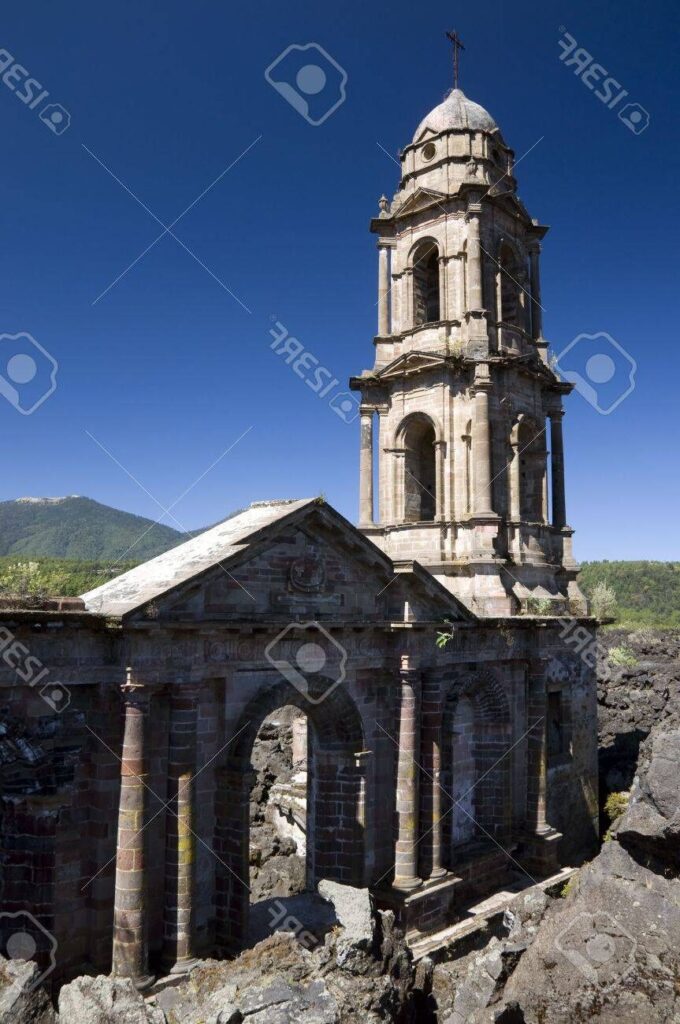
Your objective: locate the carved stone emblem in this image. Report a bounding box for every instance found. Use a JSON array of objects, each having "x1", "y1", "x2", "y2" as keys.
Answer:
[{"x1": 289, "y1": 549, "x2": 325, "y2": 593}]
